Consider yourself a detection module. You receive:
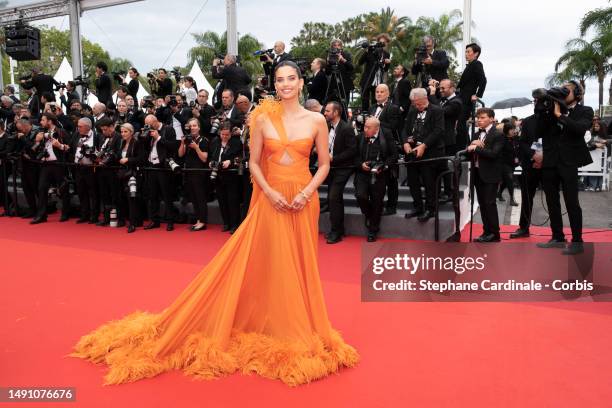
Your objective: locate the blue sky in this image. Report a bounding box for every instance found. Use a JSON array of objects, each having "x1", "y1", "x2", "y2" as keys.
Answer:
[{"x1": 8, "y1": 0, "x2": 610, "y2": 109}]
